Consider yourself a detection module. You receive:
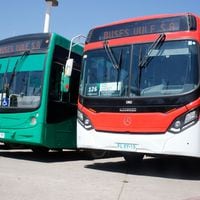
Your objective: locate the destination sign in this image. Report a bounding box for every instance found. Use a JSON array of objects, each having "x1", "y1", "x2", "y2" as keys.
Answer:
[
  {"x1": 0, "y1": 34, "x2": 50, "y2": 57},
  {"x1": 87, "y1": 15, "x2": 196, "y2": 43}
]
